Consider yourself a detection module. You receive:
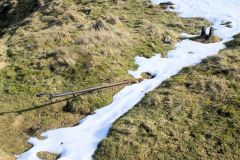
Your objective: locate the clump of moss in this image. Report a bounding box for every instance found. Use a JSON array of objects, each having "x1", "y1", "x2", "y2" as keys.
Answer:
[
  {"x1": 221, "y1": 21, "x2": 233, "y2": 28},
  {"x1": 225, "y1": 33, "x2": 240, "y2": 48},
  {"x1": 37, "y1": 152, "x2": 60, "y2": 160}
]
